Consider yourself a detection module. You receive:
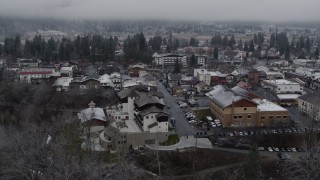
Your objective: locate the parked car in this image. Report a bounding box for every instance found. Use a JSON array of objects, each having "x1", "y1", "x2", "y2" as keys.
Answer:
[
  {"x1": 273, "y1": 147, "x2": 280, "y2": 152},
  {"x1": 267, "y1": 147, "x2": 273, "y2": 152},
  {"x1": 291, "y1": 148, "x2": 297, "y2": 152},
  {"x1": 179, "y1": 103, "x2": 188, "y2": 108},
  {"x1": 258, "y1": 147, "x2": 265, "y2": 151},
  {"x1": 243, "y1": 131, "x2": 249, "y2": 136}
]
